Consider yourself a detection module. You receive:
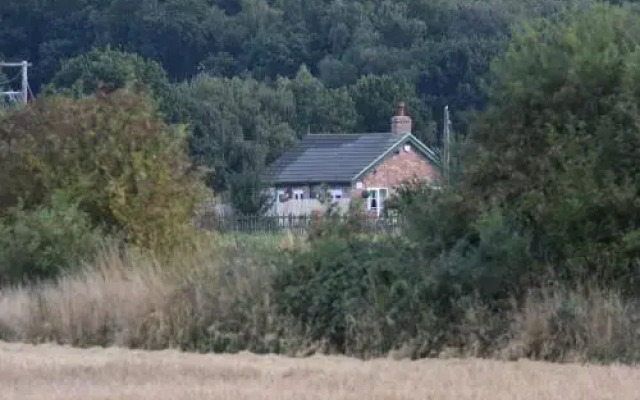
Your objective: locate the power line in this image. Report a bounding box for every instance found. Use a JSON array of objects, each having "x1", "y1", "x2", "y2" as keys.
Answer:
[{"x1": 0, "y1": 71, "x2": 22, "y2": 87}]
